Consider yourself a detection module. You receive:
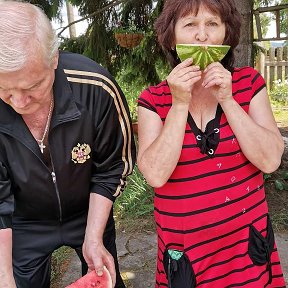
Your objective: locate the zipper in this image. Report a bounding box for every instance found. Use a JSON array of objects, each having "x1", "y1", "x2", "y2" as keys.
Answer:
[
  {"x1": 10, "y1": 133, "x2": 64, "y2": 222},
  {"x1": 0, "y1": 100, "x2": 81, "y2": 223},
  {"x1": 7, "y1": 136, "x2": 64, "y2": 221},
  {"x1": 51, "y1": 163, "x2": 62, "y2": 222}
]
